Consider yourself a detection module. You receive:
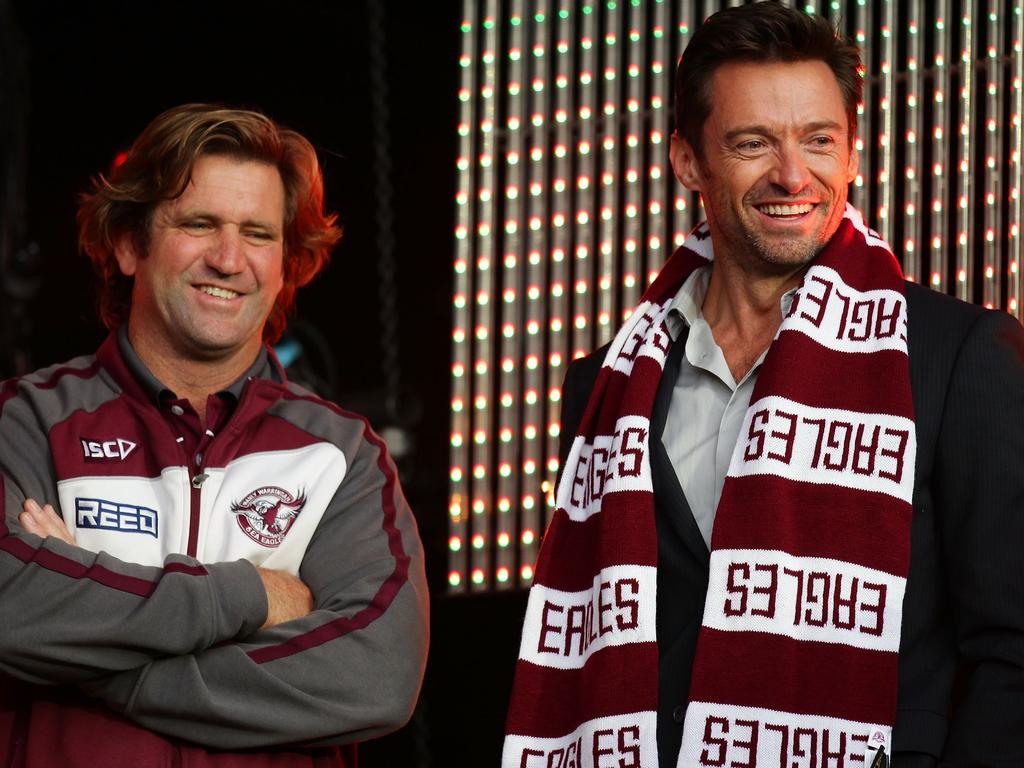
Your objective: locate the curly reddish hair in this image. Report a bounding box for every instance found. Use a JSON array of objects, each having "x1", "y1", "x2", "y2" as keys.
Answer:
[{"x1": 78, "y1": 103, "x2": 342, "y2": 342}]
